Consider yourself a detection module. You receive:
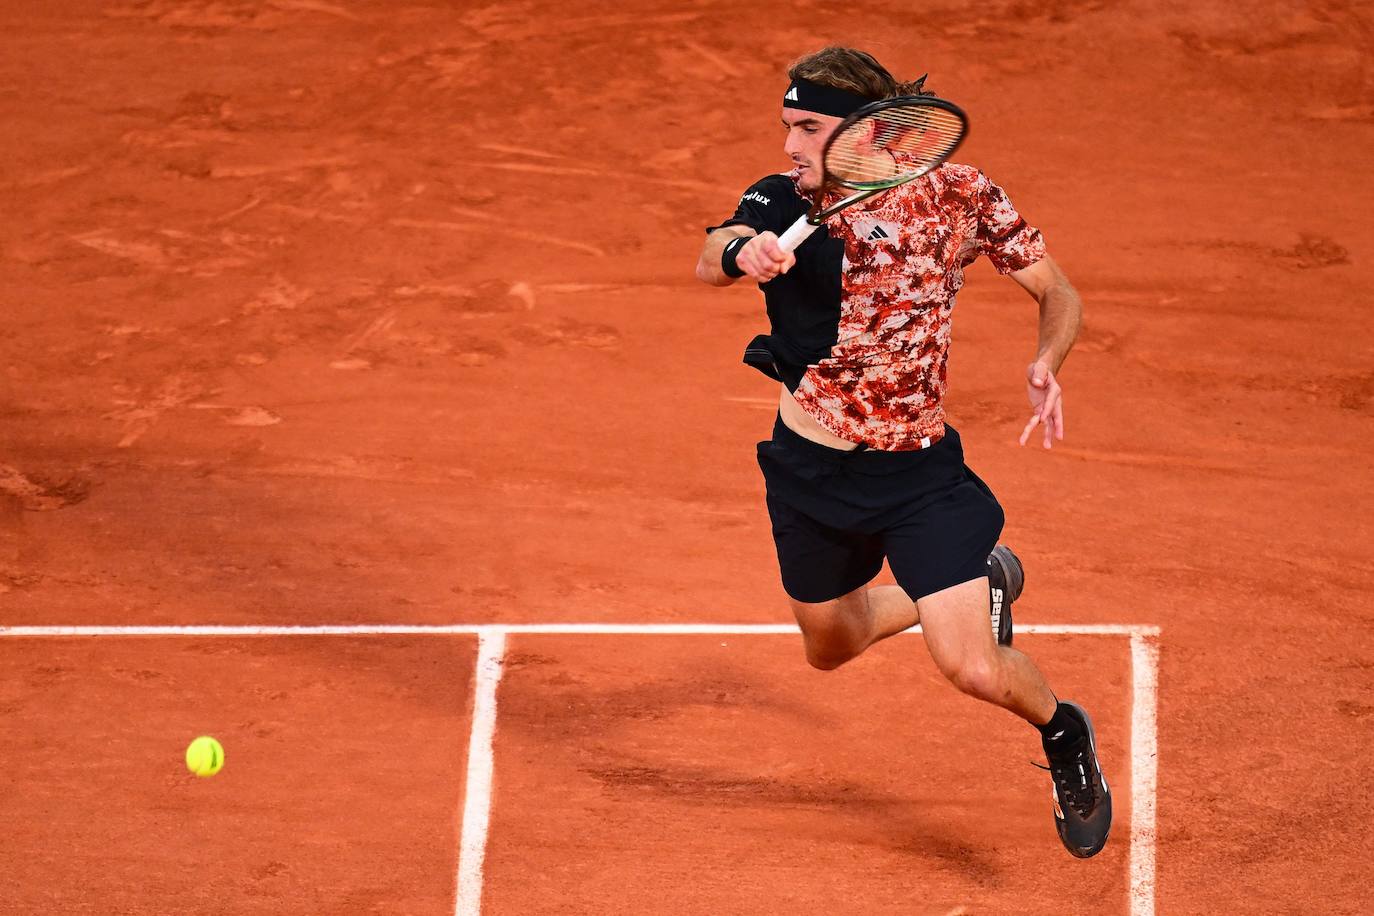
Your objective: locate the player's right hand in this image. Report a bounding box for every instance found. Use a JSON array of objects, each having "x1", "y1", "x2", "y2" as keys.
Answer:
[{"x1": 737, "y1": 232, "x2": 795, "y2": 282}]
